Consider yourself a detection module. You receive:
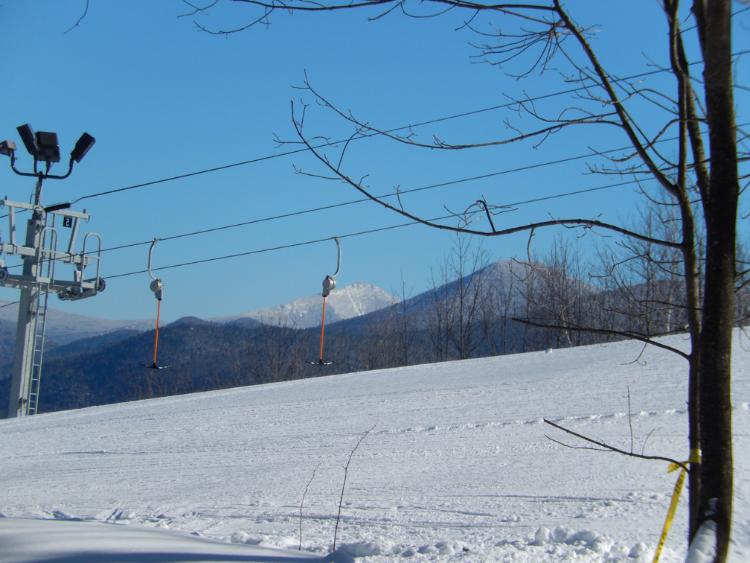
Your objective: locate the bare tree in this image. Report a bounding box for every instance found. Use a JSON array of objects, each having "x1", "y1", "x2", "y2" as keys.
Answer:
[
  {"x1": 445, "y1": 235, "x2": 489, "y2": 359},
  {"x1": 426, "y1": 235, "x2": 490, "y2": 360},
  {"x1": 375, "y1": 274, "x2": 416, "y2": 367},
  {"x1": 426, "y1": 266, "x2": 452, "y2": 362},
  {"x1": 478, "y1": 261, "x2": 521, "y2": 355},
  {"x1": 521, "y1": 237, "x2": 594, "y2": 348},
  {"x1": 393, "y1": 274, "x2": 415, "y2": 366},
  {"x1": 190, "y1": 1, "x2": 745, "y2": 558},
  {"x1": 594, "y1": 205, "x2": 689, "y2": 338}
]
